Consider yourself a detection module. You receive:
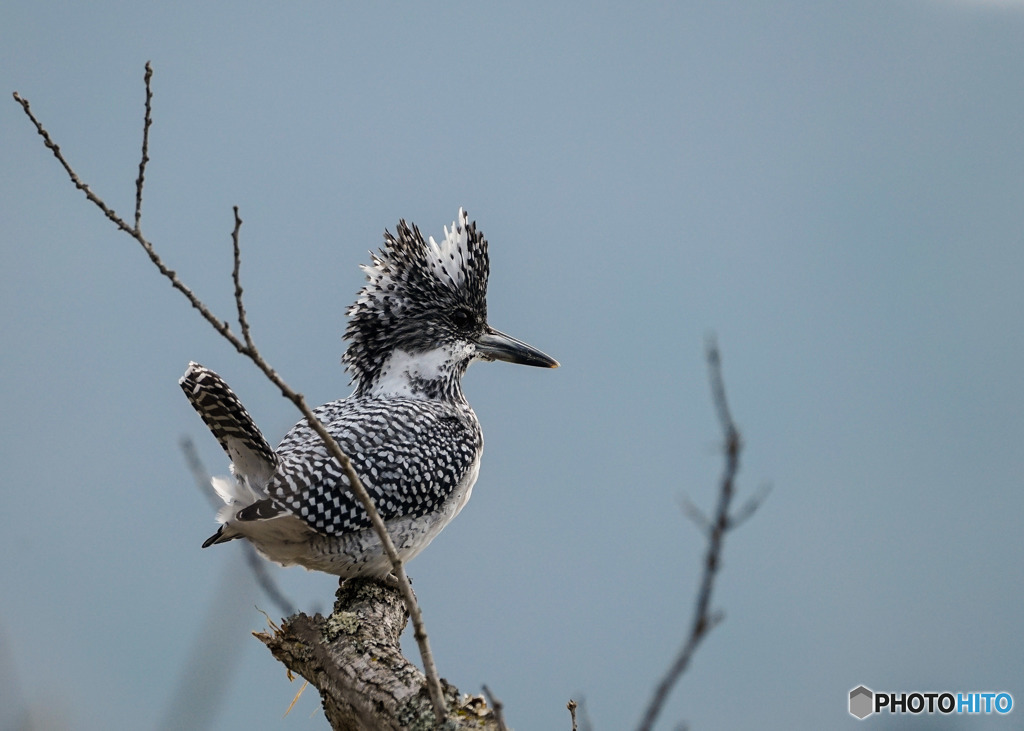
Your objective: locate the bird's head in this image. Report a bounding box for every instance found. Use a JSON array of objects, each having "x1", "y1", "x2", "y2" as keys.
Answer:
[{"x1": 343, "y1": 209, "x2": 557, "y2": 399}]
